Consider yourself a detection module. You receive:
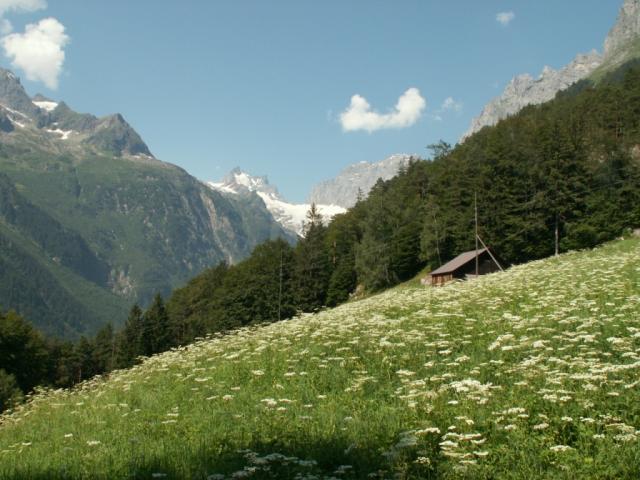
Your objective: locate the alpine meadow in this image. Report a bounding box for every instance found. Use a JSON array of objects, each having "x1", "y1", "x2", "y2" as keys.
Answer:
[
  {"x1": 1, "y1": 239, "x2": 639, "y2": 478},
  {"x1": 1, "y1": 1, "x2": 640, "y2": 479}
]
